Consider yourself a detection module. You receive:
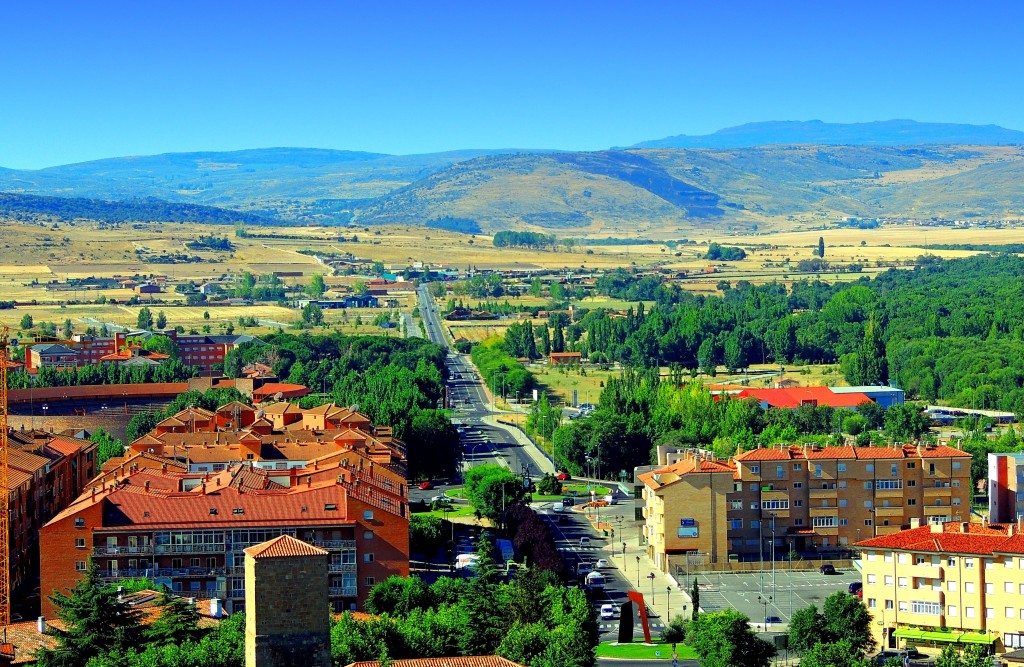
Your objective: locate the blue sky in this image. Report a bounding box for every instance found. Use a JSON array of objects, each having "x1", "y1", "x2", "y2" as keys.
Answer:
[{"x1": 2, "y1": 1, "x2": 1022, "y2": 168}]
